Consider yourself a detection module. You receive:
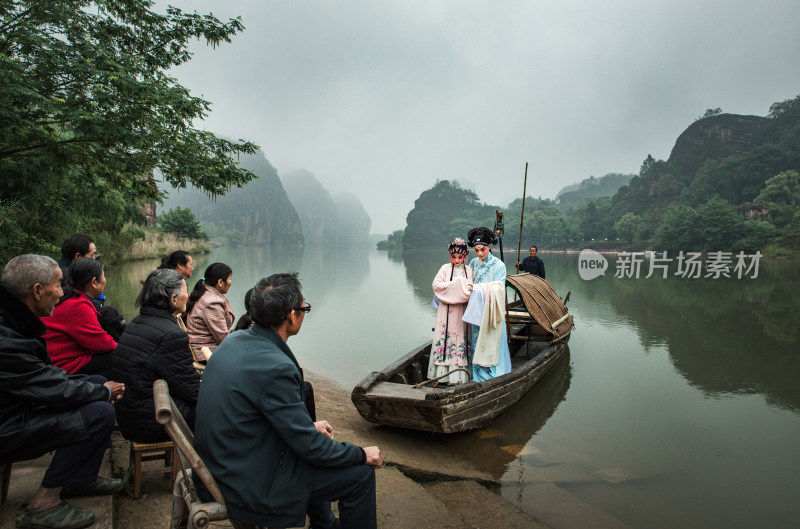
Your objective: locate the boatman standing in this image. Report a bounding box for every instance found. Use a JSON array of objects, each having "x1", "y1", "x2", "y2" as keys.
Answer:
[{"x1": 517, "y1": 245, "x2": 545, "y2": 279}]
